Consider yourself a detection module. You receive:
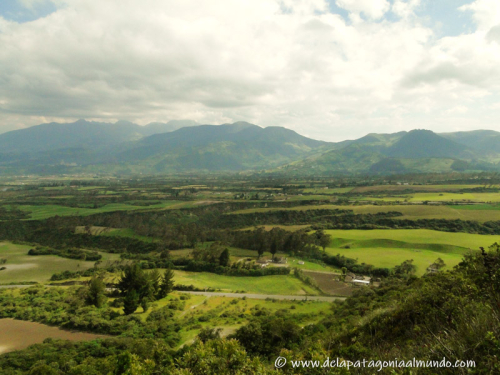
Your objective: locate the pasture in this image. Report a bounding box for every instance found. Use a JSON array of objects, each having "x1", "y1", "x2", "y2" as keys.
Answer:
[
  {"x1": 324, "y1": 229, "x2": 497, "y2": 275},
  {"x1": 10, "y1": 200, "x2": 186, "y2": 220},
  {"x1": 350, "y1": 185, "x2": 485, "y2": 193},
  {"x1": 231, "y1": 204, "x2": 500, "y2": 222},
  {"x1": 0, "y1": 242, "x2": 121, "y2": 283},
  {"x1": 172, "y1": 270, "x2": 319, "y2": 295}
]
